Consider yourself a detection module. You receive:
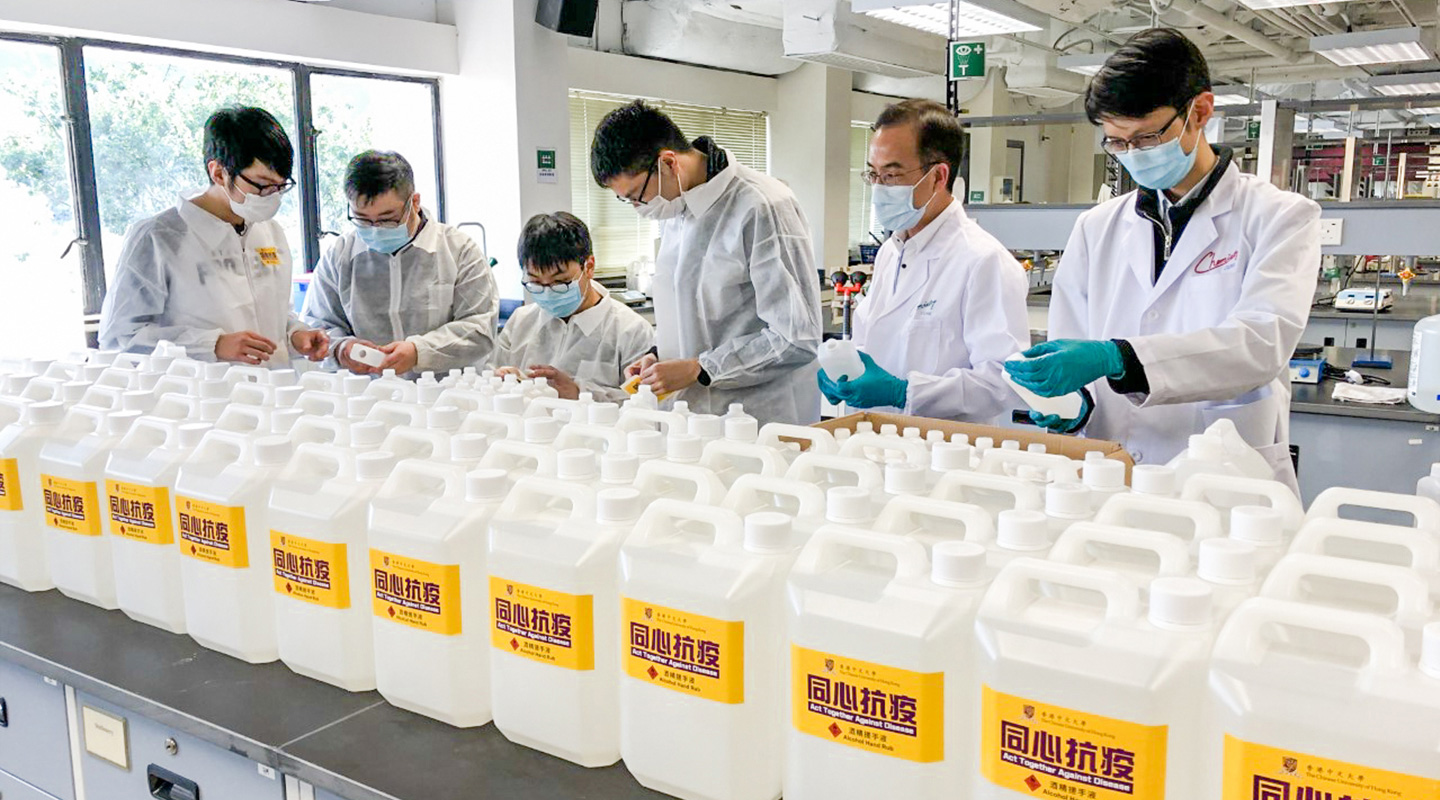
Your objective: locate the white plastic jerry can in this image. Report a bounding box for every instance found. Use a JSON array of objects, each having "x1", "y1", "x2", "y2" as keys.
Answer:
[
  {"x1": 107, "y1": 417, "x2": 211, "y2": 633},
  {"x1": 367, "y1": 462, "x2": 508, "y2": 727},
  {"x1": 973, "y1": 559, "x2": 1216, "y2": 800},
  {"x1": 1207, "y1": 598, "x2": 1440, "y2": 799},
  {"x1": 721, "y1": 473, "x2": 827, "y2": 538},
  {"x1": 1305, "y1": 485, "x2": 1440, "y2": 532},
  {"x1": 1046, "y1": 522, "x2": 1193, "y2": 596},
  {"x1": 619, "y1": 501, "x2": 800, "y2": 800},
  {"x1": 1287, "y1": 516, "x2": 1440, "y2": 600},
  {"x1": 931, "y1": 470, "x2": 1043, "y2": 522},
  {"x1": 1092, "y1": 493, "x2": 1225, "y2": 555},
  {"x1": 785, "y1": 526, "x2": 989, "y2": 800},
  {"x1": 487, "y1": 478, "x2": 644, "y2": 767},
  {"x1": 0, "y1": 401, "x2": 66, "y2": 591},
  {"x1": 271, "y1": 445, "x2": 397, "y2": 691},
  {"x1": 1259, "y1": 553, "x2": 1436, "y2": 656},
  {"x1": 173, "y1": 431, "x2": 294, "y2": 663},
  {"x1": 40, "y1": 407, "x2": 141, "y2": 609}
]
